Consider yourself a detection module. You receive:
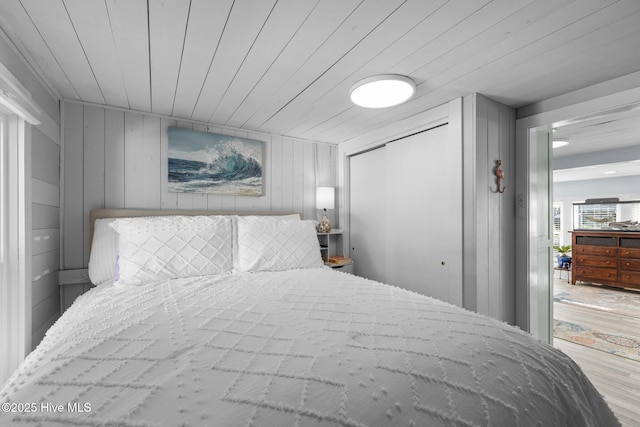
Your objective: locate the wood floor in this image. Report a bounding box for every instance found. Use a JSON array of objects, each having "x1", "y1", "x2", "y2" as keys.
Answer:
[{"x1": 553, "y1": 279, "x2": 640, "y2": 427}]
